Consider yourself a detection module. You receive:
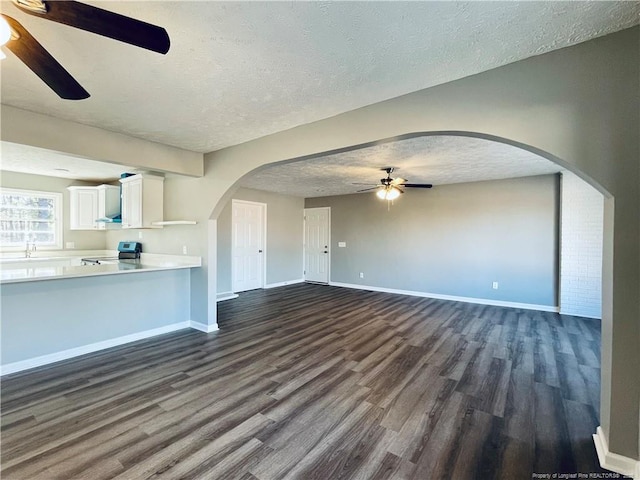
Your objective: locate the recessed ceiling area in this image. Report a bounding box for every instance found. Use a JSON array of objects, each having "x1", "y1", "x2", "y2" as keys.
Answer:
[
  {"x1": 0, "y1": 142, "x2": 136, "y2": 182},
  {"x1": 239, "y1": 135, "x2": 563, "y2": 198}
]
